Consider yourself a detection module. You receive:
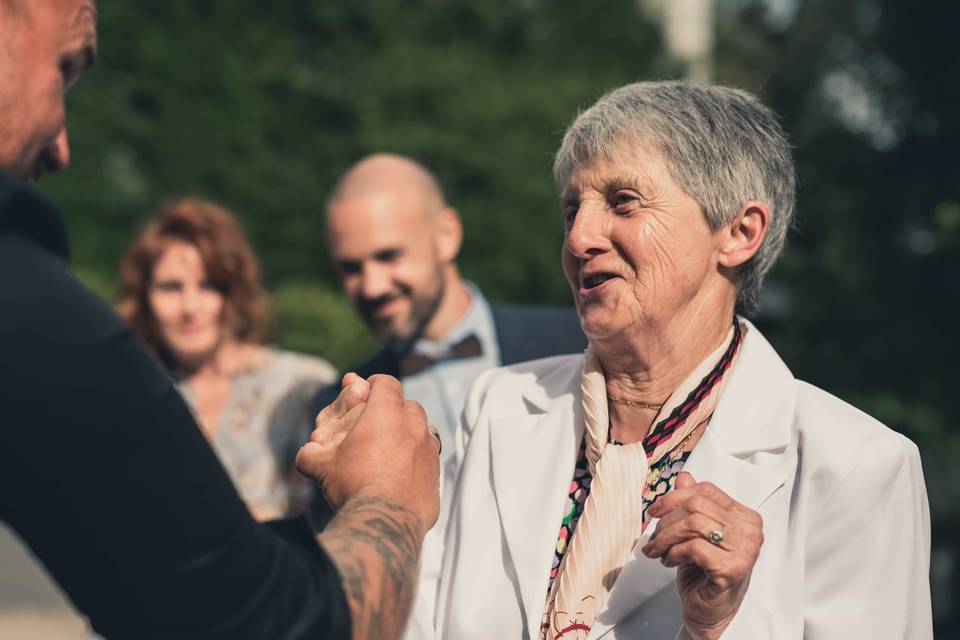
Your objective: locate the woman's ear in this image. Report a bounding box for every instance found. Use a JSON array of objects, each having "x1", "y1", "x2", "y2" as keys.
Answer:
[
  {"x1": 435, "y1": 207, "x2": 463, "y2": 264},
  {"x1": 718, "y1": 201, "x2": 770, "y2": 268}
]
